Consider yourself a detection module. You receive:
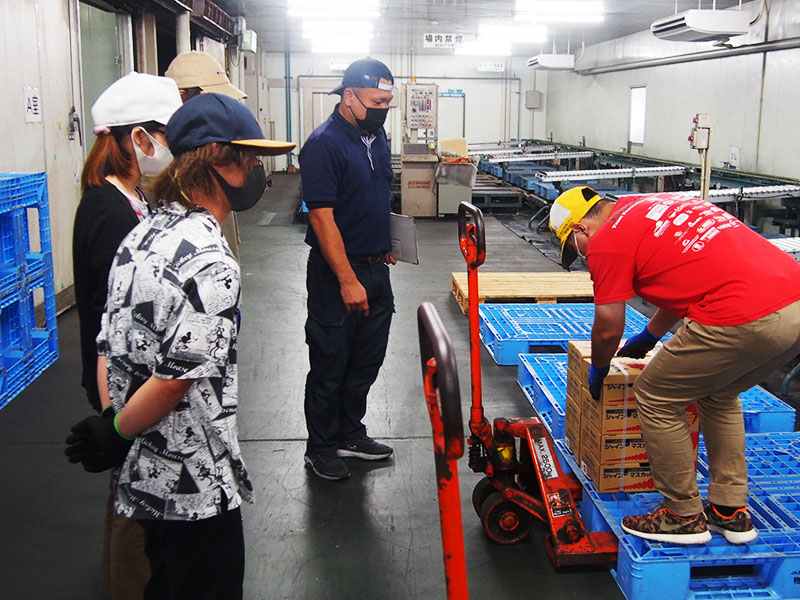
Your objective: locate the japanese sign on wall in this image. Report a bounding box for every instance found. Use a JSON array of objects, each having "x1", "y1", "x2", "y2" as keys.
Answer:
[
  {"x1": 423, "y1": 33, "x2": 464, "y2": 48},
  {"x1": 25, "y1": 87, "x2": 41, "y2": 123},
  {"x1": 478, "y1": 61, "x2": 505, "y2": 72}
]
